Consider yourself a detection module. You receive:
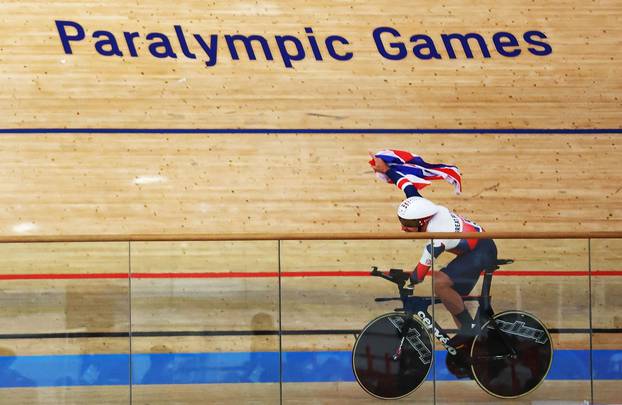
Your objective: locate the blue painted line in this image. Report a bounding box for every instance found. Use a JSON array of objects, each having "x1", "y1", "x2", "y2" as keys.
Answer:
[
  {"x1": 132, "y1": 352, "x2": 279, "y2": 385},
  {"x1": 0, "y1": 128, "x2": 621, "y2": 134},
  {"x1": 281, "y1": 351, "x2": 354, "y2": 383},
  {"x1": 0, "y1": 354, "x2": 129, "y2": 387},
  {"x1": 0, "y1": 350, "x2": 620, "y2": 388},
  {"x1": 593, "y1": 350, "x2": 622, "y2": 380}
]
